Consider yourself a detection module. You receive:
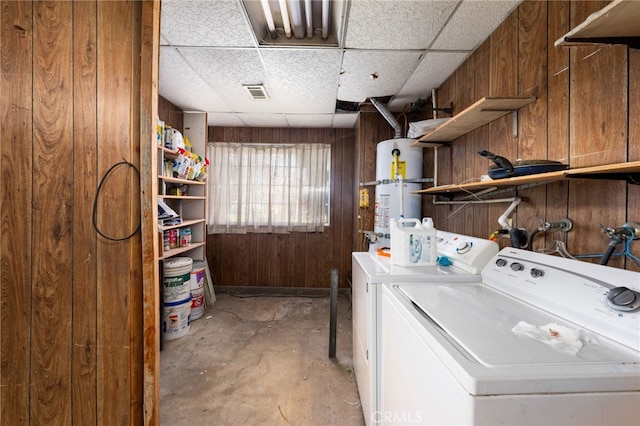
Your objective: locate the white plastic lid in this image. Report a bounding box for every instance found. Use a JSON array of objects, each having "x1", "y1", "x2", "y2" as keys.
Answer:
[{"x1": 422, "y1": 217, "x2": 434, "y2": 228}]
